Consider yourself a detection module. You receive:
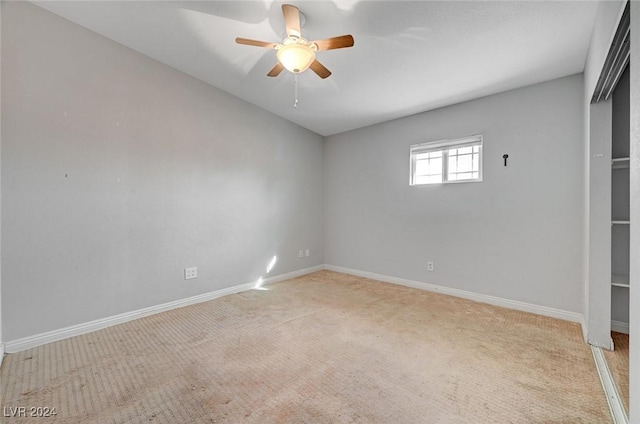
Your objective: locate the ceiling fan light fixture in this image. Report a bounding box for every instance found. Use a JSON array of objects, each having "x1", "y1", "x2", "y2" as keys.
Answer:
[
  {"x1": 235, "y1": 4, "x2": 353, "y2": 79},
  {"x1": 277, "y1": 43, "x2": 315, "y2": 74}
]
